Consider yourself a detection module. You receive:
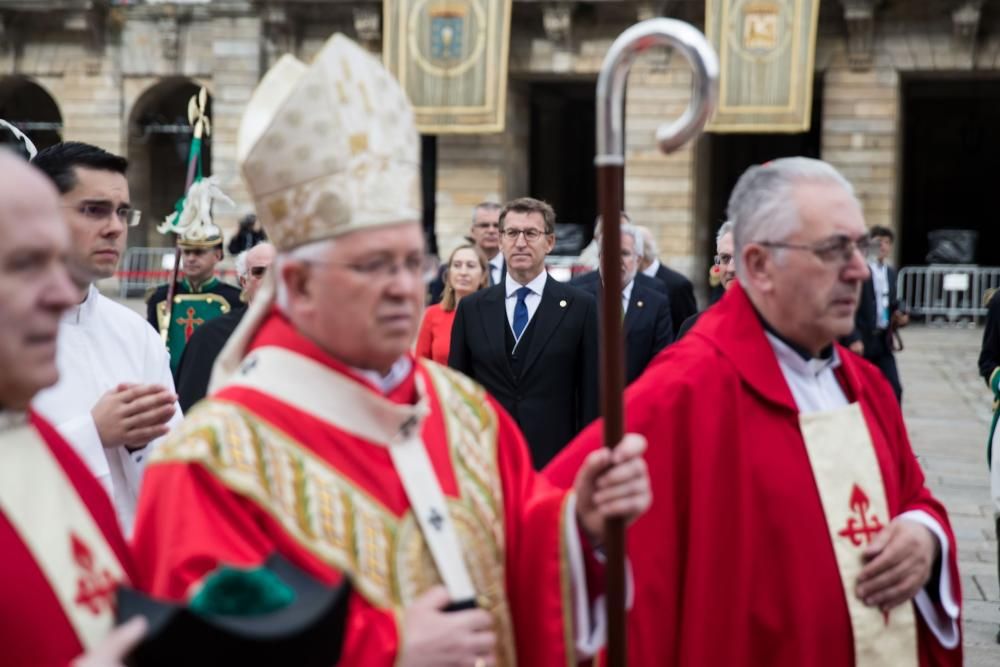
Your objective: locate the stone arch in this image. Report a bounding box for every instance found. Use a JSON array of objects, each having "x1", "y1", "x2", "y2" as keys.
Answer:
[
  {"x1": 0, "y1": 75, "x2": 63, "y2": 152},
  {"x1": 127, "y1": 78, "x2": 213, "y2": 247}
]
